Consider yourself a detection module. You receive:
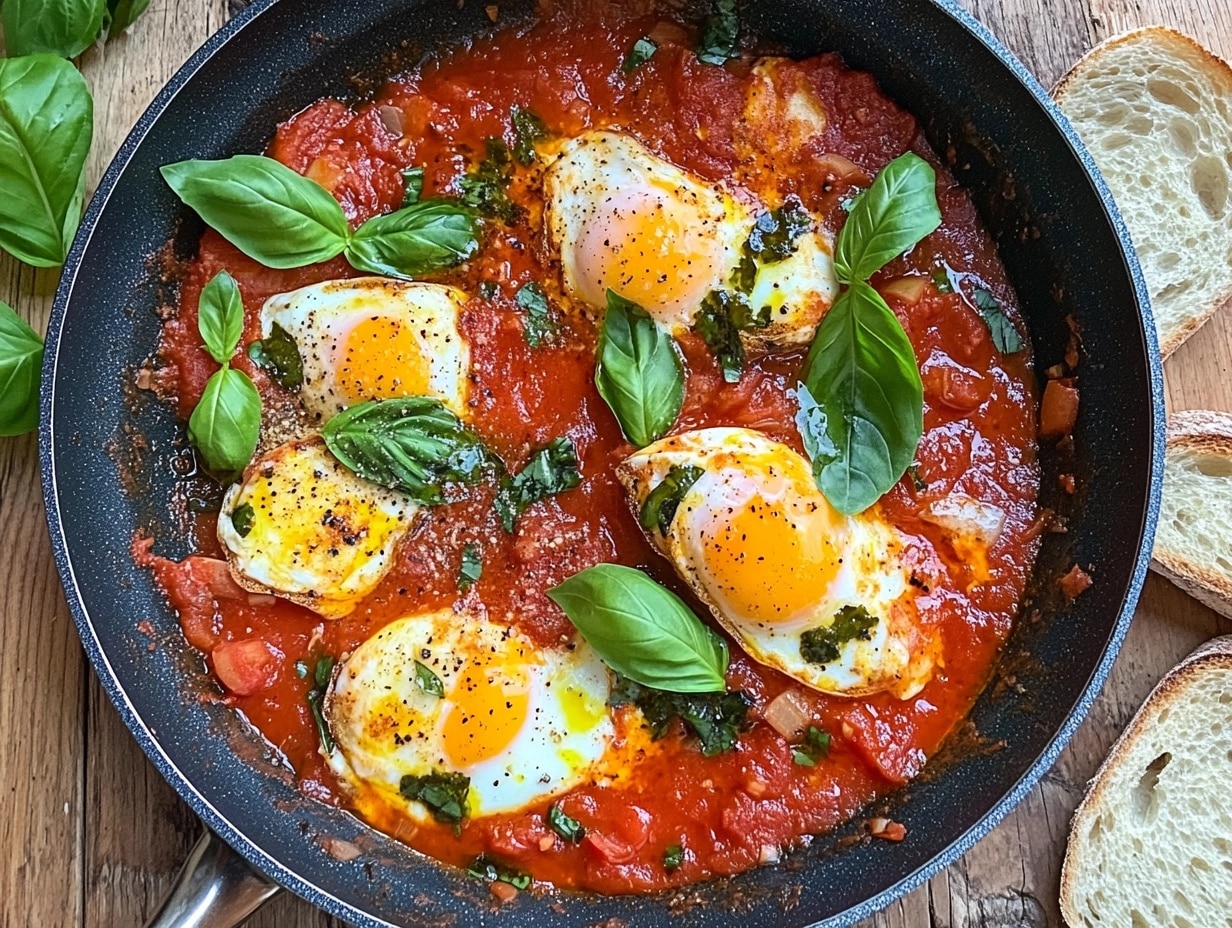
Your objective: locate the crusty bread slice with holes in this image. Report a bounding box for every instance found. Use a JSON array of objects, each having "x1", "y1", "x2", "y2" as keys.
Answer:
[
  {"x1": 1060, "y1": 636, "x2": 1232, "y2": 928},
  {"x1": 1152, "y1": 409, "x2": 1232, "y2": 619},
  {"x1": 1054, "y1": 27, "x2": 1232, "y2": 358}
]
